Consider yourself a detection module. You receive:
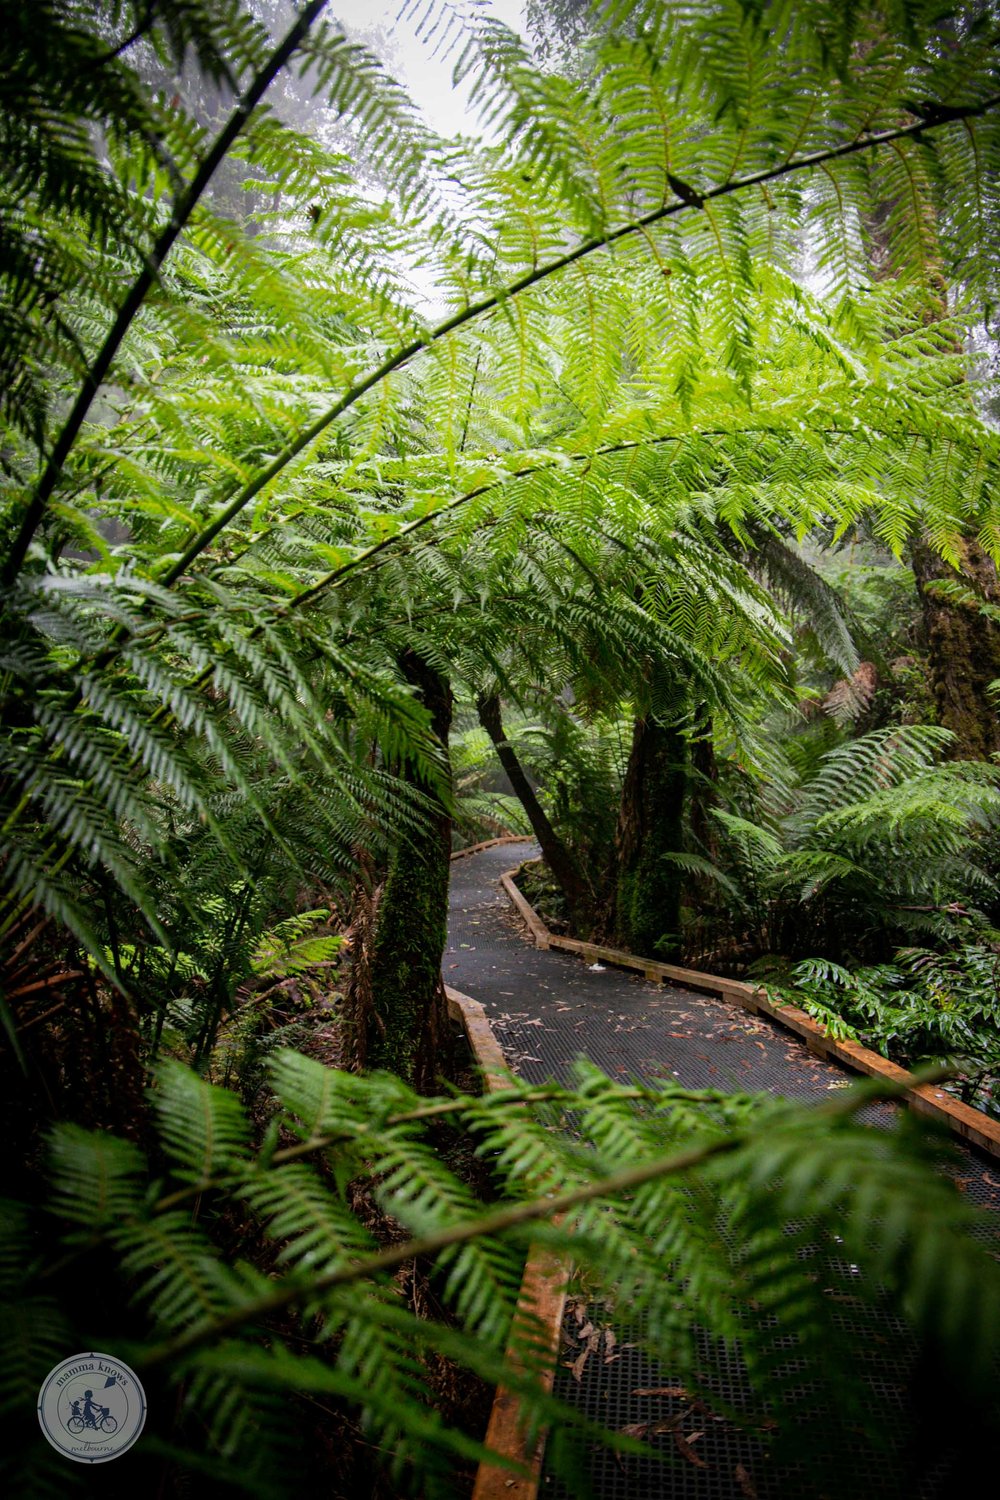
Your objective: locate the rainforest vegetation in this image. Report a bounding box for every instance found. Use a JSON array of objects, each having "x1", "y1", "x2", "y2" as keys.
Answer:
[{"x1": 4, "y1": 1, "x2": 1000, "y2": 1495}]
